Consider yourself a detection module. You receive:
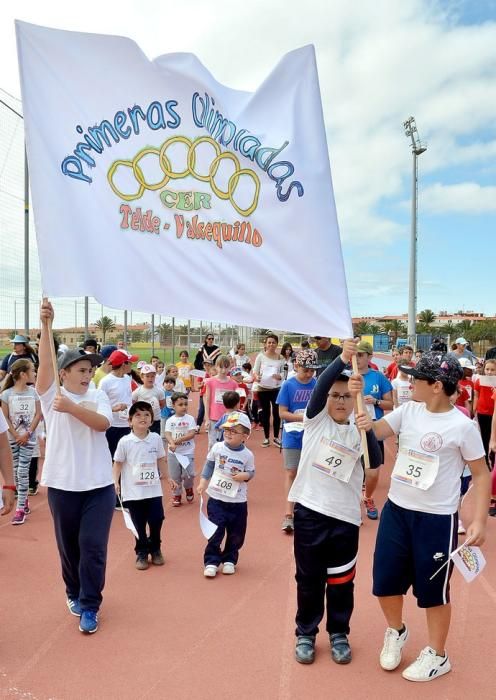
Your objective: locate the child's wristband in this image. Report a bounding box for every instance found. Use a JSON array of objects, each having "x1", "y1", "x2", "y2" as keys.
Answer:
[{"x1": 2, "y1": 485, "x2": 16, "y2": 491}]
